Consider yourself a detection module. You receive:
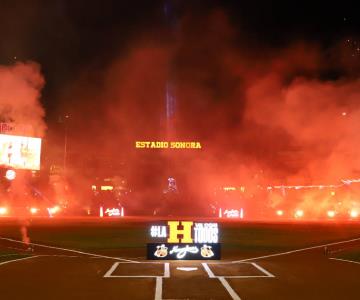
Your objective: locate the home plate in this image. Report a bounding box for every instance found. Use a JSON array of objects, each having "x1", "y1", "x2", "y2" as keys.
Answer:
[{"x1": 176, "y1": 267, "x2": 198, "y2": 272}]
